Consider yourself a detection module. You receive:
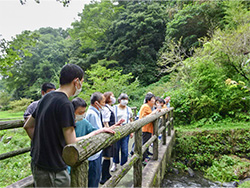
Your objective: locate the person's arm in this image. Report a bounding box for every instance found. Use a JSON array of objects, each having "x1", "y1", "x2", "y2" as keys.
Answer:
[
  {"x1": 103, "y1": 122, "x2": 110, "y2": 128},
  {"x1": 24, "y1": 115, "x2": 31, "y2": 123},
  {"x1": 23, "y1": 116, "x2": 36, "y2": 139},
  {"x1": 151, "y1": 108, "x2": 160, "y2": 114},
  {"x1": 81, "y1": 127, "x2": 115, "y2": 140},
  {"x1": 110, "y1": 118, "x2": 125, "y2": 129},
  {"x1": 63, "y1": 126, "x2": 116, "y2": 144}
]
